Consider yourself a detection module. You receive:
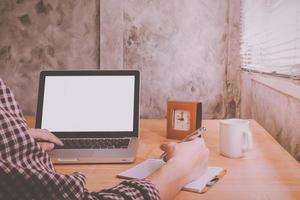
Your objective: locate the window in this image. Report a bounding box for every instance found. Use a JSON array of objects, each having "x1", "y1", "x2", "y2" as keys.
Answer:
[{"x1": 240, "y1": 0, "x2": 300, "y2": 79}]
